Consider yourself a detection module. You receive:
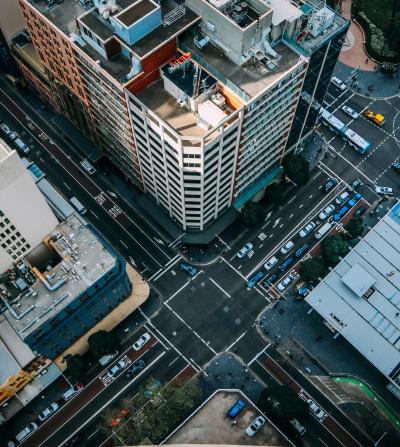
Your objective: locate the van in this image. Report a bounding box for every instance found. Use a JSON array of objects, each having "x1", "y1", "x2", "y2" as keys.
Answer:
[
  {"x1": 80, "y1": 159, "x2": 96, "y2": 175},
  {"x1": 290, "y1": 418, "x2": 307, "y2": 436},
  {"x1": 315, "y1": 222, "x2": 332, "y2": 239},
  {"x1": 15, "y1": 422, "x2": 38, "y2": 442},
  {"x1": 15, "y1": 138, "x2": 29, "y2": 154},
  {"x1": 70, "y1": 197, "x2": 87, "y2": 215},
  {"x1": 331, "y1": 76, "x2": 346, "y2": 91},
  {"x1": 99, "y1": 351, "x2": 118, "y2": 366}
]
